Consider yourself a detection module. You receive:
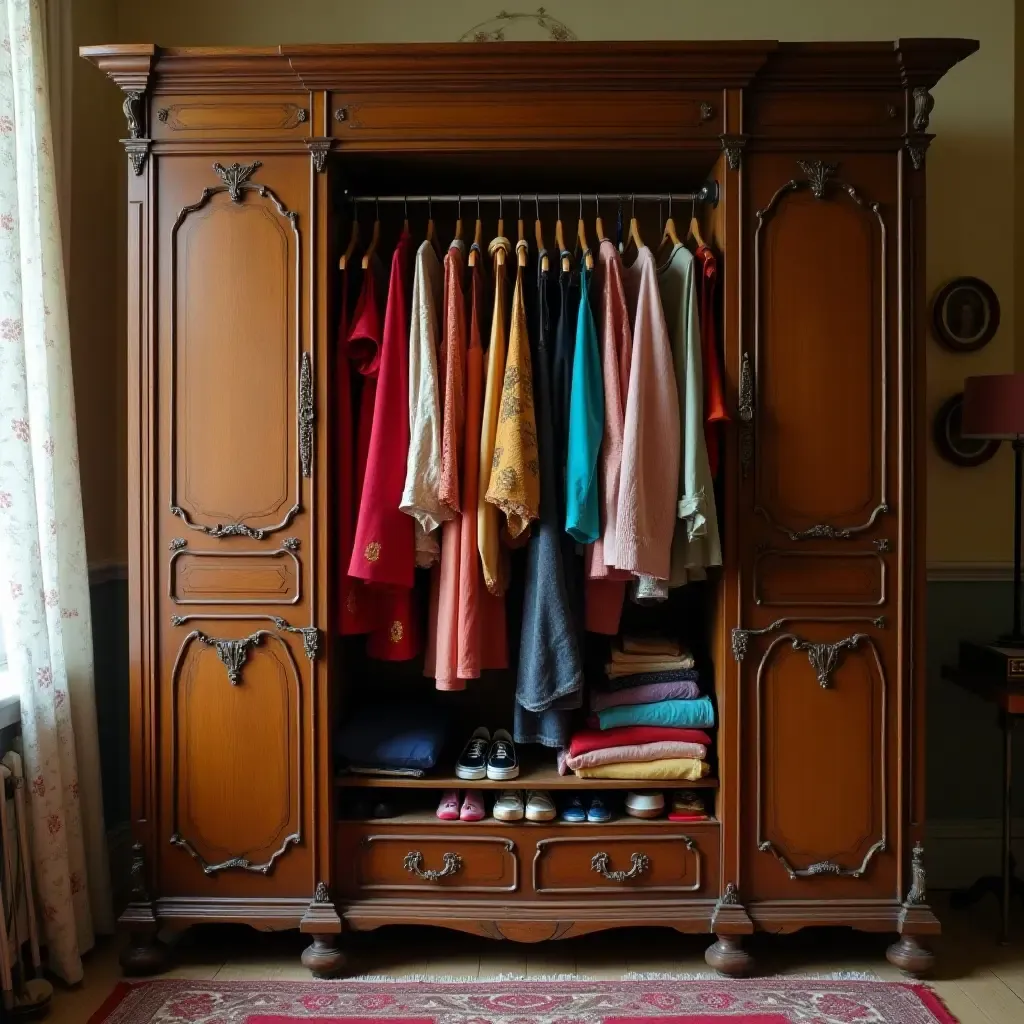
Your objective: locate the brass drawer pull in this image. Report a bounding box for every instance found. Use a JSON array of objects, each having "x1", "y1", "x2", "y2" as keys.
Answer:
[
  {"x1": 591, "y1": 851, "x2": 650, "y2": 882},
  {"x1": 403, "y1": 850, "x2": 462, "y2": 881}
]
